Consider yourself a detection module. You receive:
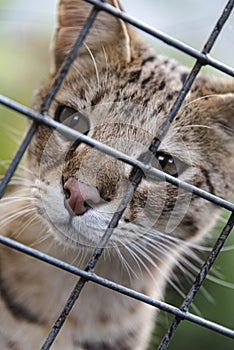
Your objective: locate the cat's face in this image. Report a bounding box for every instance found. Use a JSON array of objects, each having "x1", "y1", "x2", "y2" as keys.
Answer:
[{"x1": 28, "y1": 0, "x2": 234, "y2": 254}]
